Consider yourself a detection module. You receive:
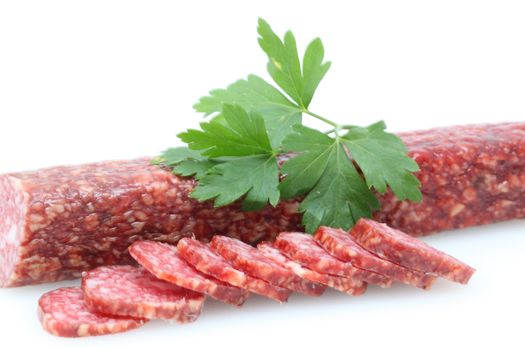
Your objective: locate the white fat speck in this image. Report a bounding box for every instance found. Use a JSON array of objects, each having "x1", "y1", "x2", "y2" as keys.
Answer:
[
  {"x1": 5, "y1": 225, "x2": 17, "y2": 244},
  {"x1": 77, "y1": 324, "x2": 90, "y2": 336}
]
